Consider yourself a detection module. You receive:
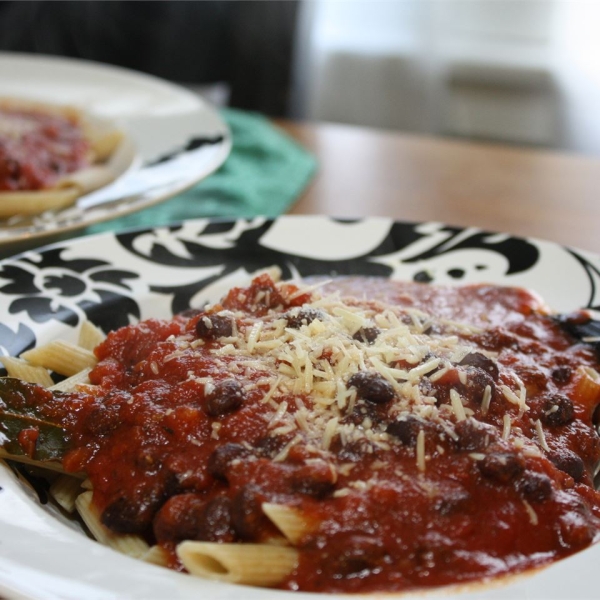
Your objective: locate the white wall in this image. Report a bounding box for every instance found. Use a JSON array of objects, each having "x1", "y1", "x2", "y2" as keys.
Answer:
[{"x1": 292, "y1": 0, "x2": 600, "y2": 155}]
